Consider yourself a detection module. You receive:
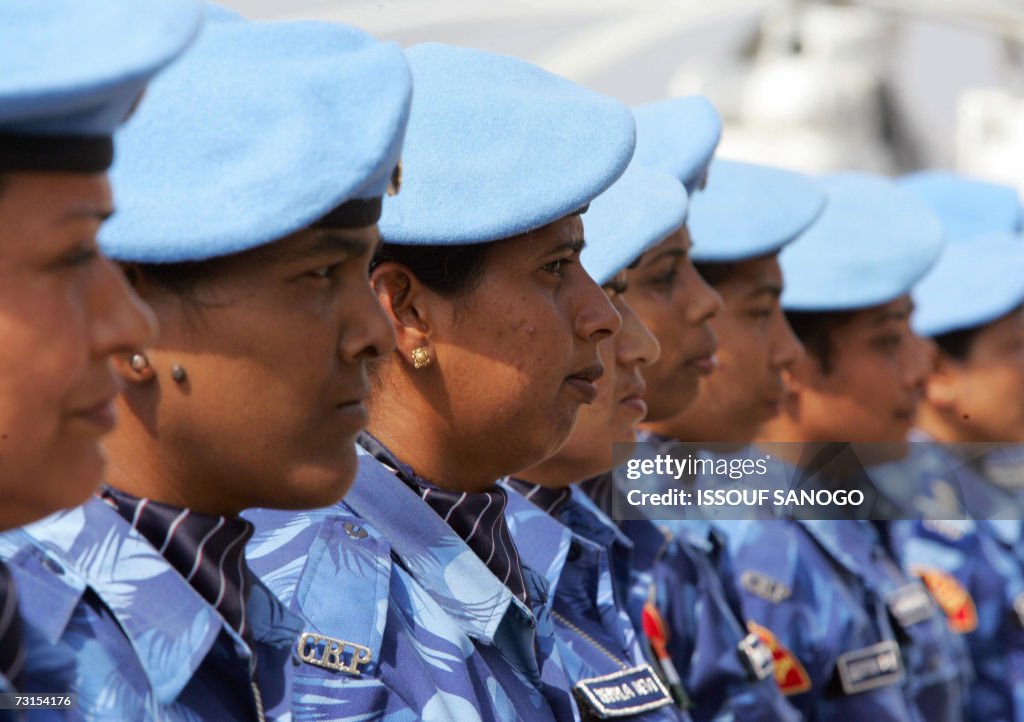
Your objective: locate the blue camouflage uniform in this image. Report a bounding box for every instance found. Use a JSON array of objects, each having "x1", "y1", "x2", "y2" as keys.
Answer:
[
  {"x1": 246, "y1": 452, "x2": 580, "y2": 721},
  {"x1": 725, "y1": 517, "x2": 920, "y2": 721},
  {"x1": 502, "y1": 484, "x2": 689, "y2": 721},
  {"x1": 585, "y1": 463, "x2": 802, "y2": 722},
  {"x1": 881, "y1": 441, "x2": 1024, "y2": 722},
  {"x1": 0, "y1": 498, "x2": 303, "y2": 720}
]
